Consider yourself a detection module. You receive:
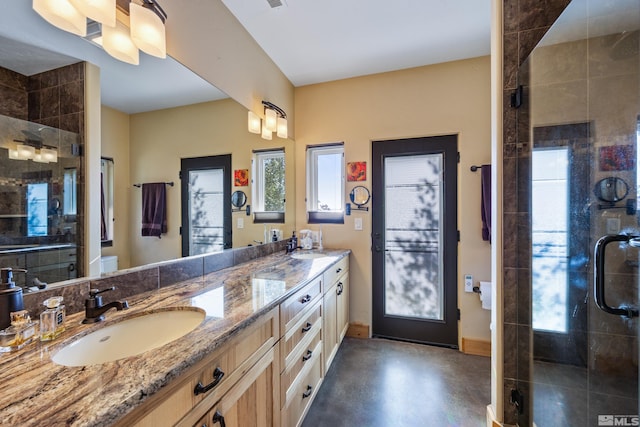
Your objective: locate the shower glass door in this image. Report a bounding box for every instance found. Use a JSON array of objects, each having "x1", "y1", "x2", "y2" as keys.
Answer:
[{"x1": 520, "y1": 0, "x2": 640, "y2": 425}]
